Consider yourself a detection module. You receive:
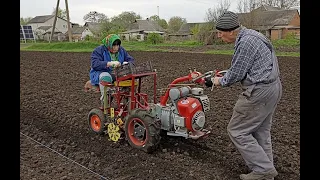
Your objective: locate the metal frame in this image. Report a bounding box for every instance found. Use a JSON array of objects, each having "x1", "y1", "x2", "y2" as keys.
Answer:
[{"x1": 20, "y1": 25, "x2": 36, "y2": 43}]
